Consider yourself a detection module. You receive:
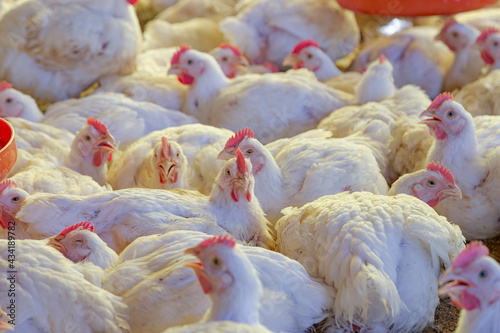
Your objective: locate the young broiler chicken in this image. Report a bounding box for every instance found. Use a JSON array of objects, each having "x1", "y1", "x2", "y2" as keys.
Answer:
[
  {"x1": 47, "y1": 221, "x2": 118, "y2": 270},
  {"x1": 42, "y1": 92, "x2": 197, "y2": 148},
  {"x1": 0, "y1": 238, "x2": 130, "y2": 332},
  {"x1": 439, "y1": 241, "x2": 500, "y2": 332},
  {"x1": 0, "y1": 81, "x2": 42, "y2": 122},
  {"x1": 162, "y1": 234, "x2": 271, "y2": 333},
  {"x1": 219, "y1": 0, "x2": 359, "y2": 67},
  {"x1": 435, "y1": 19, "x2": 483, "y2": 92},
  {"x1": 217, "y1": 127, "x2": 388, "y2": 224},
  {"x1": 453, "y1": 28, "x2": 500, "y2": 117},
  {"x1": 210, "y1": 43, "x2": 279, "y2": 78},
  {"x1": 167, "y1": 46, "x2": 351, "y2": 144},
  {"x1": 102, "y1": 230, "x2": 334, "y2": 333},
  {"x1": 420, "y1": 93, "x2": 500, "y2": 240},
  {"x1": 282, "y1": 39, "x2": 362, "y2": 94},
  {"x1": 350, "y1": 26, "x2": 453, "y2": 99},
  {"x1": 0, "y1": 0, "x2": 142, "y2": 102},
  {"x1": 16, "y1": 150, "x2": 274, "y2": 252},
  {"x1": 108, "y1": 123, "x2": 233, "y2": 193},
  {"x1": 275, "y1": 189, "x2": 465, "y2": 332}
]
